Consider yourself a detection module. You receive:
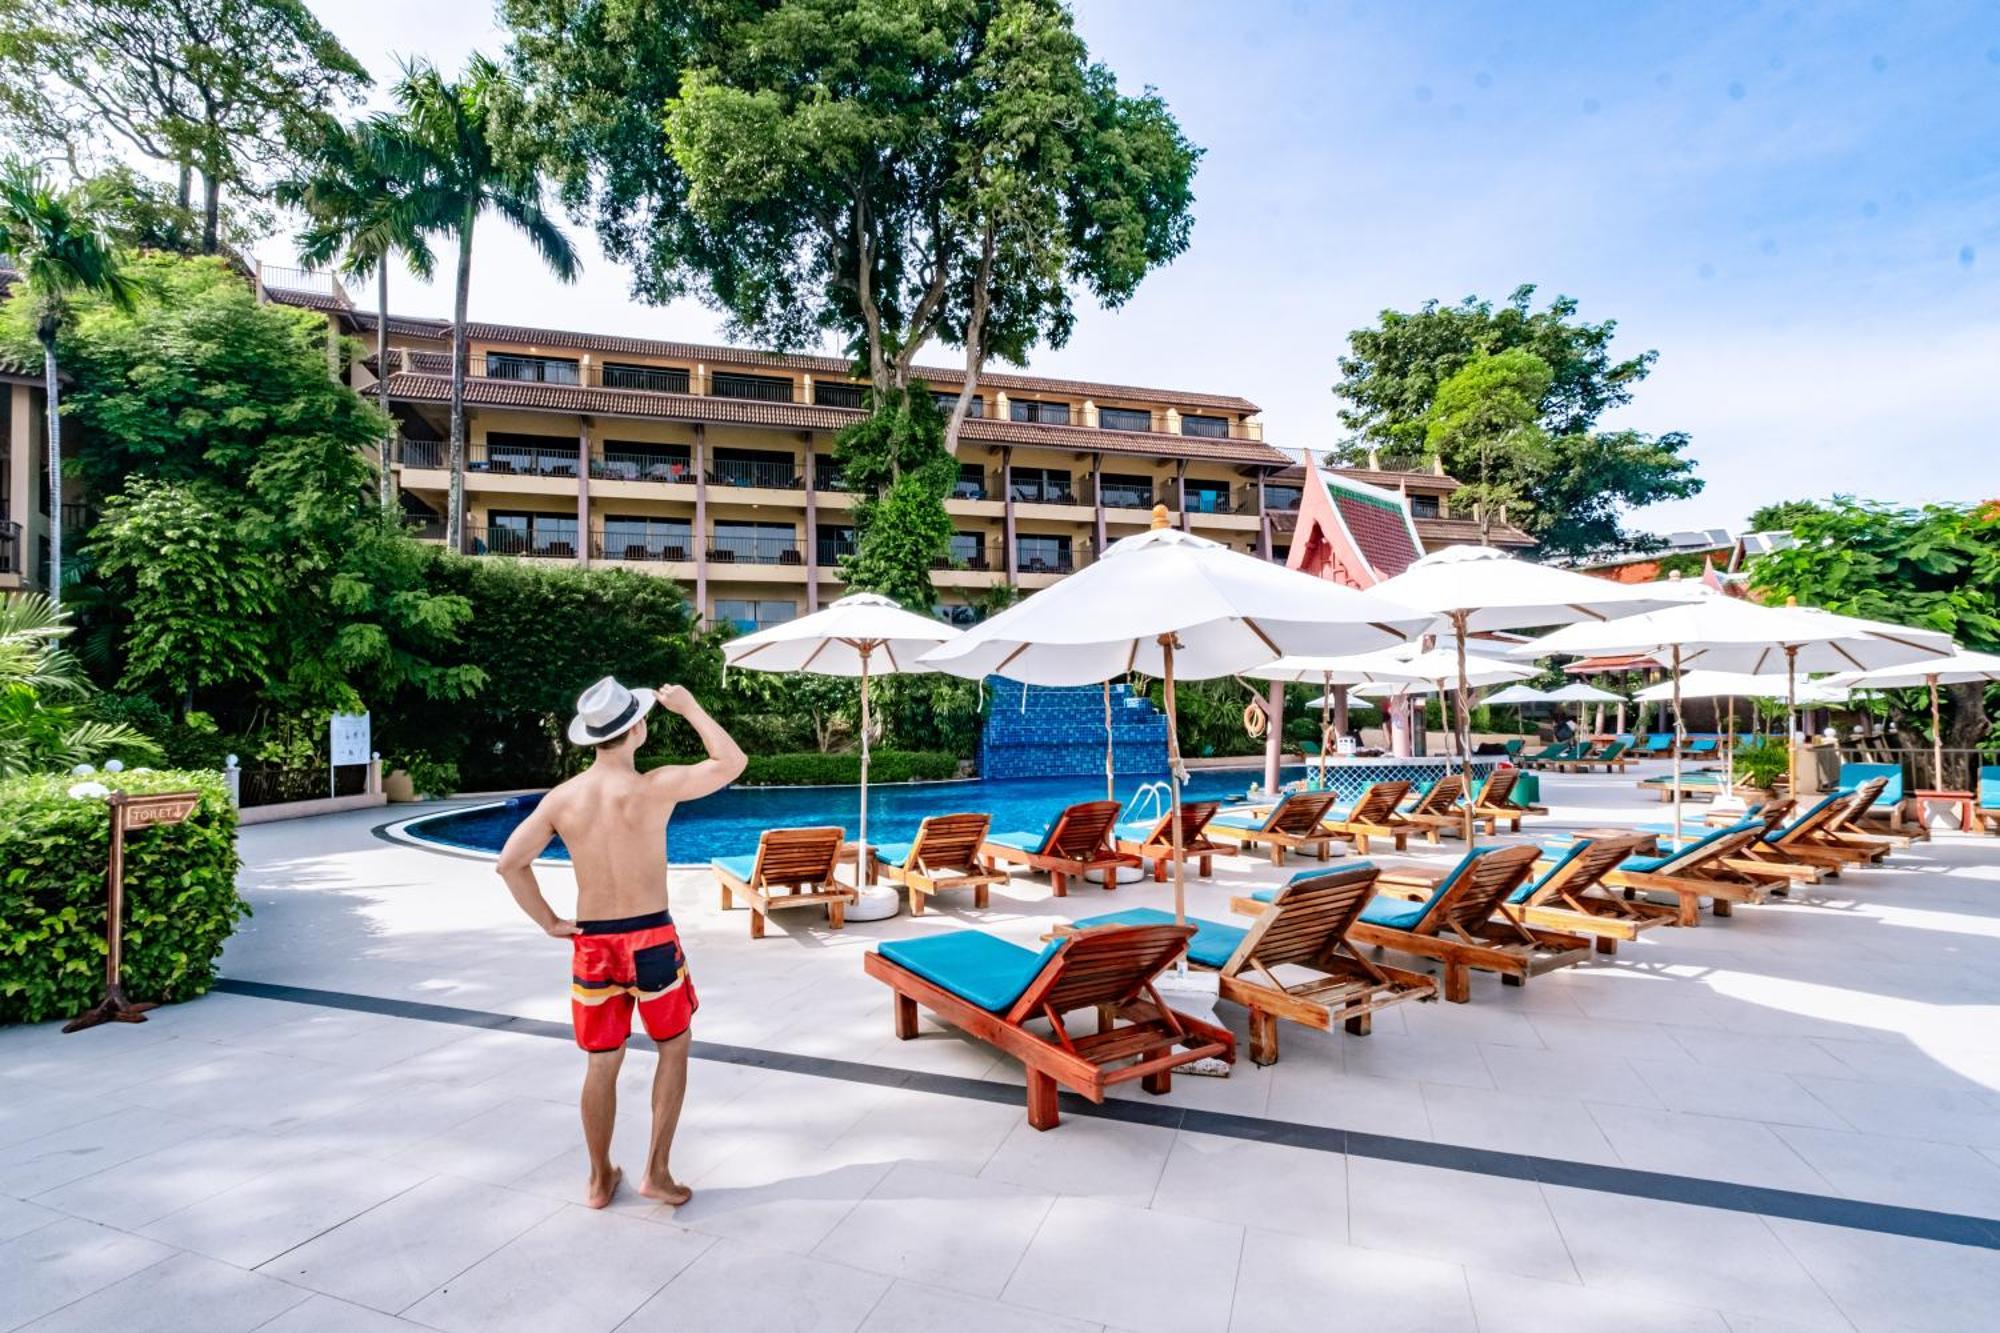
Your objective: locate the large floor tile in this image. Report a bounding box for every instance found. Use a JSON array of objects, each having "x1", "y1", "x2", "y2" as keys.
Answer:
[
  {"x1": 1418, "y1": 1082, "x2": 1621, "y2": 1165},
  {"x1": 1588, "y1": 1104, "x2": 1837, "y2": 1193},
  {"x1": 815, "y1": 1162, "x2": 1054, "y2": 1297},
  {"x1": 138, "y1": 1152, "x2": 430, "y2": 1269},
  {"x1": 1772, "y1": 1123, "x2": 2000, "y2": 1215},
  {"x1": 858, "y1": 1281, "x2": 1099, "y2": 1333},
  {"x1": 389, "y1": 1097, "x2": 579, "y2": 1187},
  {"x1": 1347, "y1": 1156, "x2": 1576, "y2": 1282},
  {"x1": 1465, "y1": 1267, "x2": 1728, "y2": 1332},
  {"x1": 122, "y1": 1046, "x2": 386, "y2": 1133},
  {"x1": 820, "y1": 1090, "x2": 1023, "y2": 1178},
  {"x1": 1629, "y1": 1059, "x2": 1851, "y2": 1129},
  {"x1": 1542, "y1": 1185, "x2": 1849, "y2": 1328},
  {"x1": 0, "y1": 1217, "x2": 175, "y2": 1330},
  {"x1": 621, "y1": 1236, "x2": 890, "y2": 1332},
  {"x1": 1482, "y1": 1044, "x2": 1663, "y2": 1108},
  {"x1": 1229, "y1": 1227, "x2": 1476, "y2": 1332},
  {"x1": 0, "y1": 1196, "x2": 62, "y2": 1244},
  {"x1": 1794, "y1": 1074, "x2": 2000, "y2": 1149},
  {"x1": 979, "y1": 1115, "x2": 1176, "y2": 1207},
  {"x1": 1261, "y1": 1060, "x2": 1433, "y2": 1138},
  {"x1": 260, "y1": 1173, "x2": 561, "y2": 1313},
  {"x1": 674, "y1": 1136, "x2": 892, "y2": 1253},
  {"x1": 252, "y1": 1293, "x2": 434, "y2": 1332},
  {"x1": 30, "y1": 1127, "x2": 295, "y2": 1231},
  {"x1": 400, "y1": 1205, "x2": 712, "y2": 1333},
  {"x1": 1148, "y1": 1131, "x2": 1347, "y2": 1240},
  {"x1": 18, "y1": 1249, "x2": 310, "y2": 1333},
  {"x1": 0, "y1": 1111, "x2": 212, "y2": 1199},
  {"x1": 1766, "y1": 1216, "x2": 2000, "y2": 1333},
  {"x1": 1001, "y1": 1197, "x2": 1241, "y2": 1333}
]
